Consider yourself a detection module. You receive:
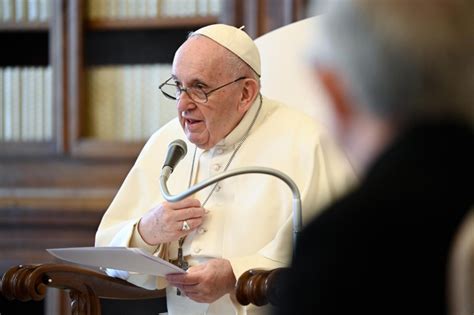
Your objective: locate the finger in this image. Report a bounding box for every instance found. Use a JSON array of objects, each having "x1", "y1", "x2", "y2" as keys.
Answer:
[
  {"x1": 166, "y1": 273, "x2": 200, "y2": 286},
  {"x1": 165, "y1": 198, "x2": 201, "y2": 210},
  {"x1": 173, "y1": 207, "x2": 206, "y2": 221},
  {"x1": 178, "y1": 217, "x2": 205, "y2": 233},
  {"x1": 186, "y1": 264, "x2": 205, "y2": 273},
  {"x1": 167, "y1": 277, "x2": 199, "y2": 286}
]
